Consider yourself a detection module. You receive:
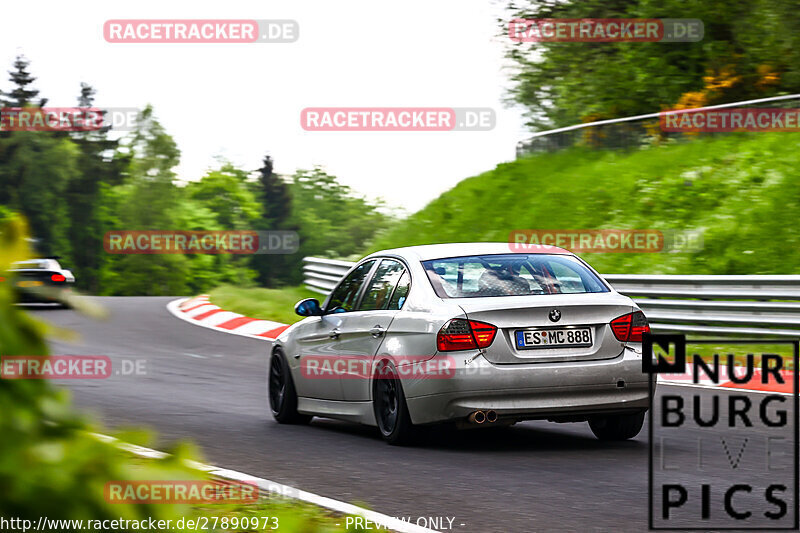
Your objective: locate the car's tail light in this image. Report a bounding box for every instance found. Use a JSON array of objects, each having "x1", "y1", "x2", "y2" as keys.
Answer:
[
  {"x1": 610, "y1": 311, "x2": 650, "y2": 342},
  {"x1": 437, "y1": 318, "x2": 497, "y2": 351},
  {"x1": 51, "y1": 274, "x2": 66, "y2": 282},
  {"x1": 0, "y1": 276, "x2": 5, "y2": 282},
  {"x1": 470, "y1": 321, "x2": 497, "y2": 348}
]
